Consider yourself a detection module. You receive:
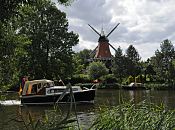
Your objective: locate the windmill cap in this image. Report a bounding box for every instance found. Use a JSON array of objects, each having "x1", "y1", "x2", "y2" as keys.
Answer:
[{"x1": 98, "y1": 36, "x2": 109, "y2": 42}]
